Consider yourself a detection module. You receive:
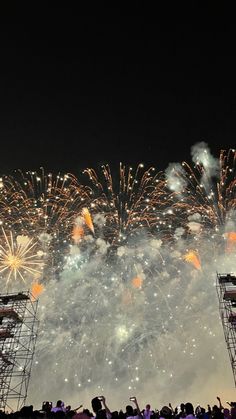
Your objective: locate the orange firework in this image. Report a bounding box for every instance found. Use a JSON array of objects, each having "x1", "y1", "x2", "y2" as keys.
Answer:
[
  {"x1": 72, "y1": 225, "x2": 84, "y2": 243},
  {"x1": 31, "y1": 282, "x2": 45, "y2": 299},
  {"x1": 81, "y1": 207, "x2": 94, "y2": 234},
  {"x1": 225, "y1": 232, "x2": 236, "y2": 253},
  {"x1": 183, "y1": 251, "x2": 201, "y2": 270},
  {"x1": 131, "y1": 276, "x2": 143, "y2": 288}
]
